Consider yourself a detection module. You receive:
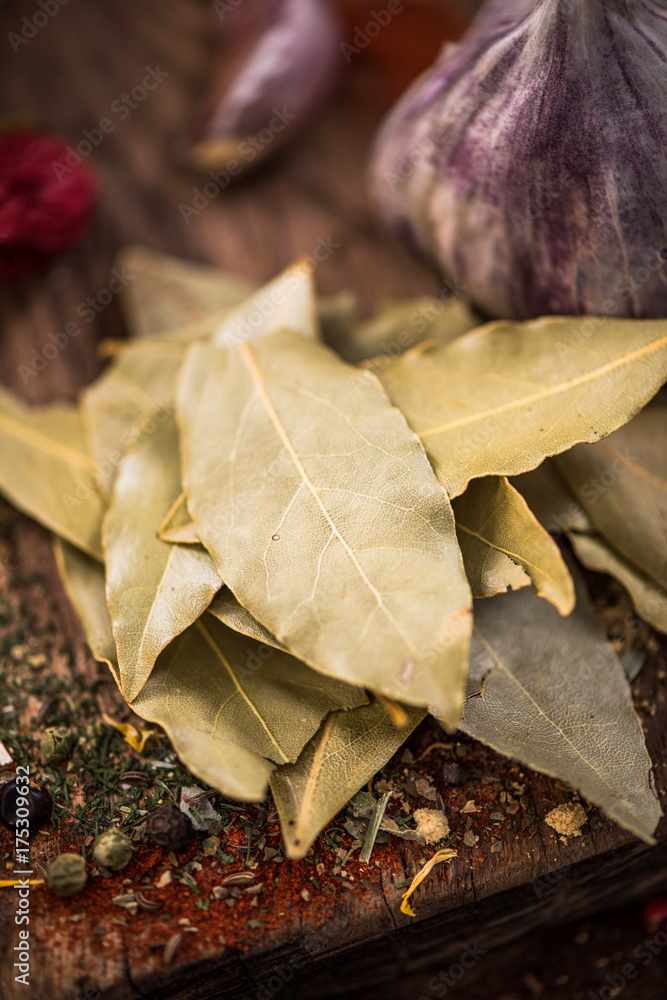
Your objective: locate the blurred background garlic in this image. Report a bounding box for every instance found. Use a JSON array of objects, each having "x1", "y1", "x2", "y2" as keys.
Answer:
[
  {"x1": 370, "y1": 0, "x2": 667, "y2": 320},
  {"x1": 189, "y1": 0, "x2": 342, "y2": 173}
]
